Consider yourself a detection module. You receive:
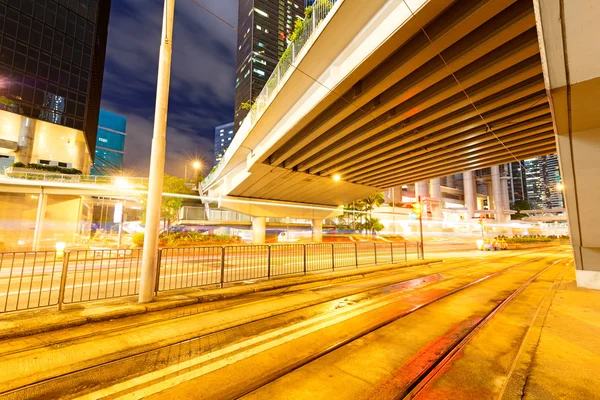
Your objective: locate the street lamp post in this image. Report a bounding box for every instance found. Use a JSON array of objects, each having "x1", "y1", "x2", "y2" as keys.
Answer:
[
  {"x1": 139, "y1": 0, "x2": 175, "y2": 303},
  {"x1": 184, "y1": 160, "x2": 201, "y2": 182}
]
